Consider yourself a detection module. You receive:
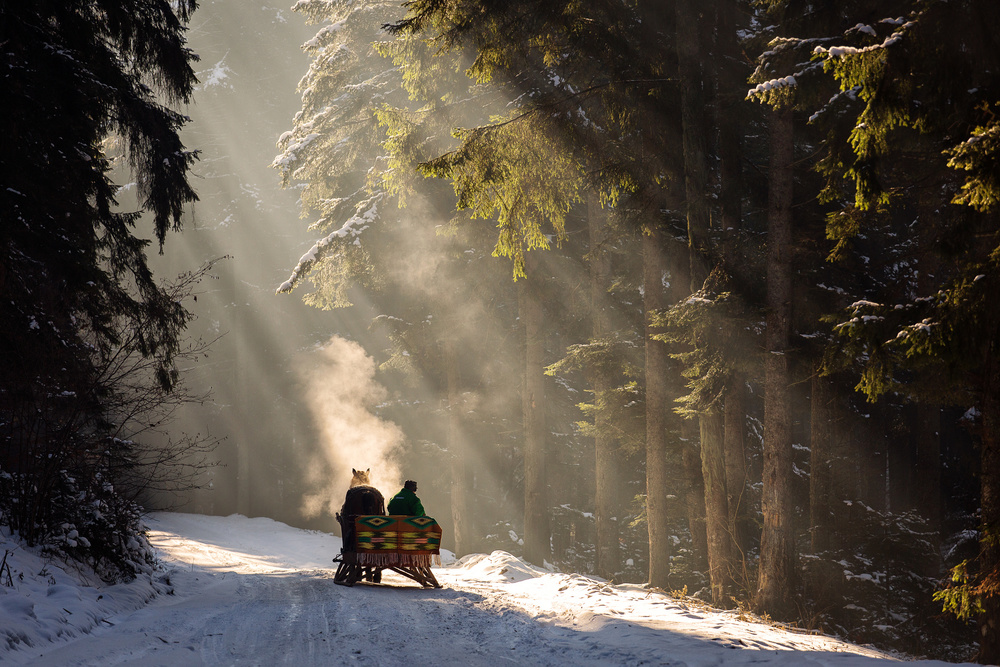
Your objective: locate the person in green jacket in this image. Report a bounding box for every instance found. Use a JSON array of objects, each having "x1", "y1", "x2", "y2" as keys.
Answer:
[{"x1": 388, "y1": 480, "x2": 425, "y2": 516}]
